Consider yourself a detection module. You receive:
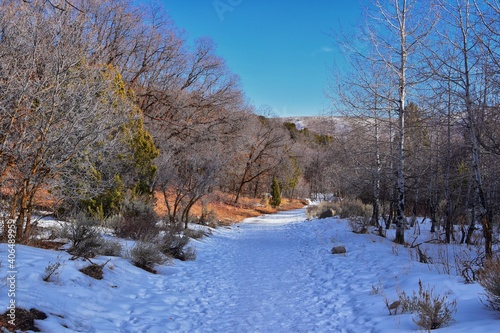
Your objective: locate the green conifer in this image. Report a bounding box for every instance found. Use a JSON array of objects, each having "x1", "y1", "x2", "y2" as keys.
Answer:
[{"x1": 270, "y1": 176, "x2": 282, "y2": 208}]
